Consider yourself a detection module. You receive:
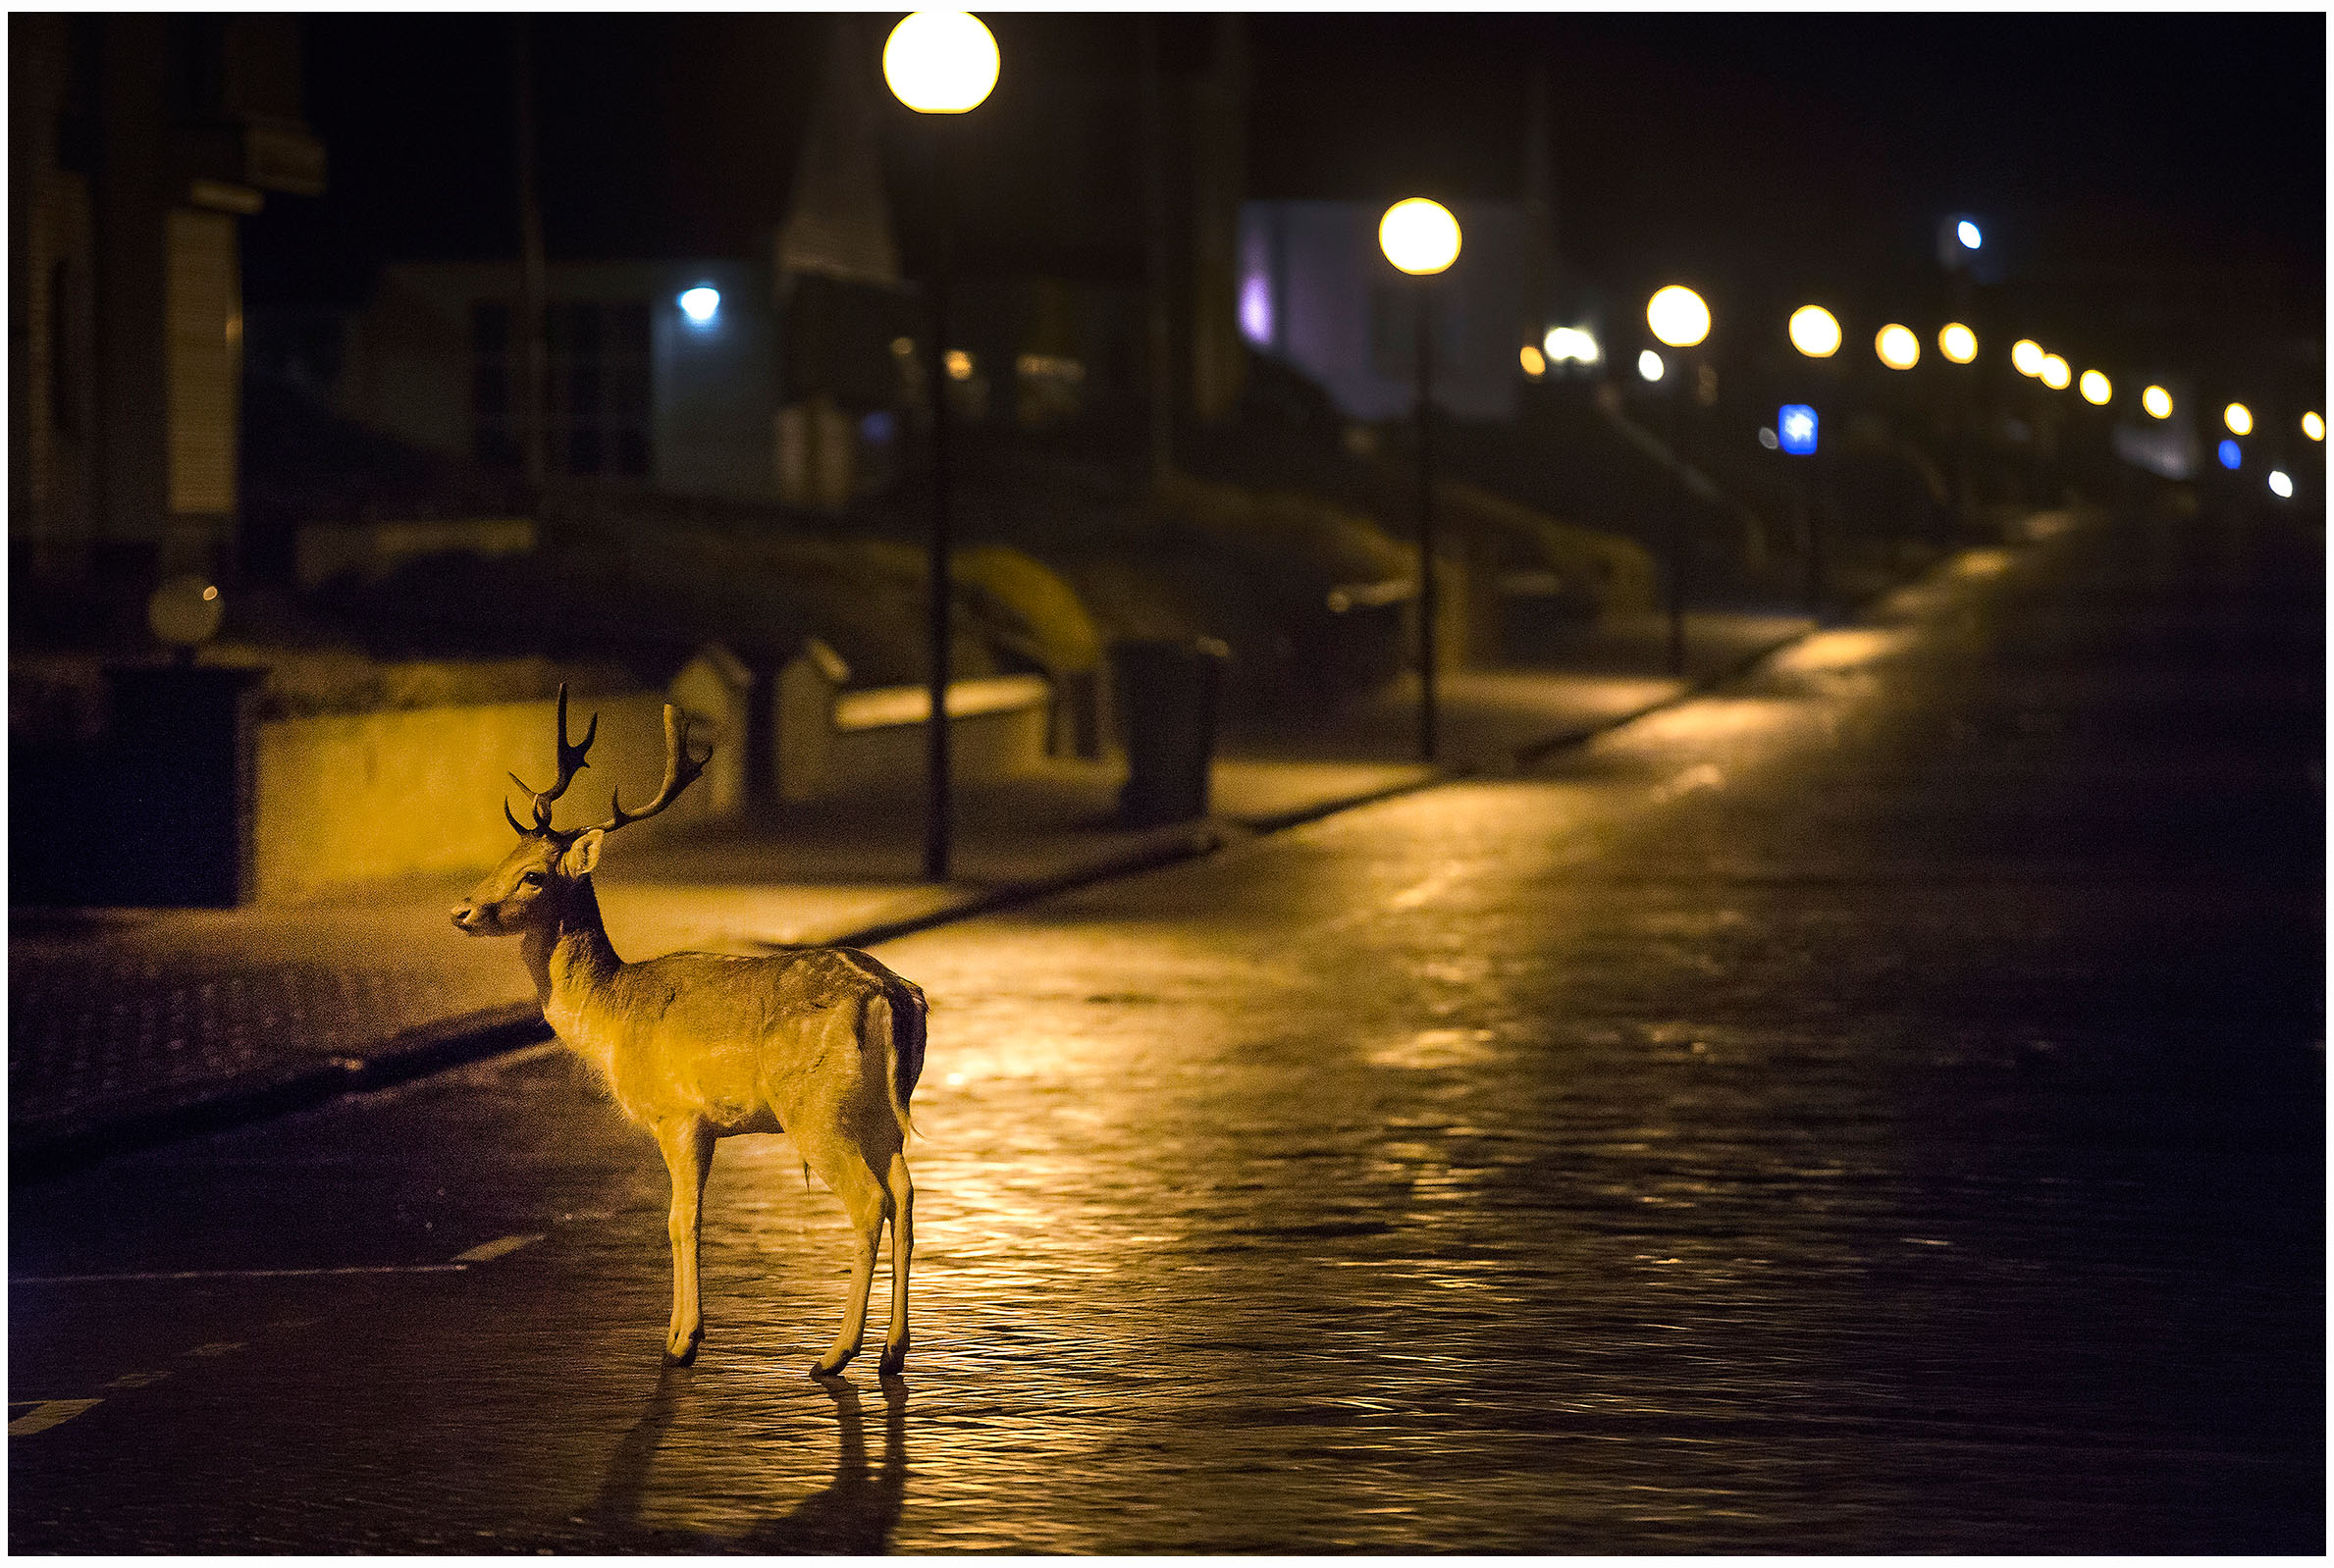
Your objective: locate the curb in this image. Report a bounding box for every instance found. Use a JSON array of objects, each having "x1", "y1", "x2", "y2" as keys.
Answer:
[{"x1": 11, "y1": 538, "x2": 2001, "y2": 1184}]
